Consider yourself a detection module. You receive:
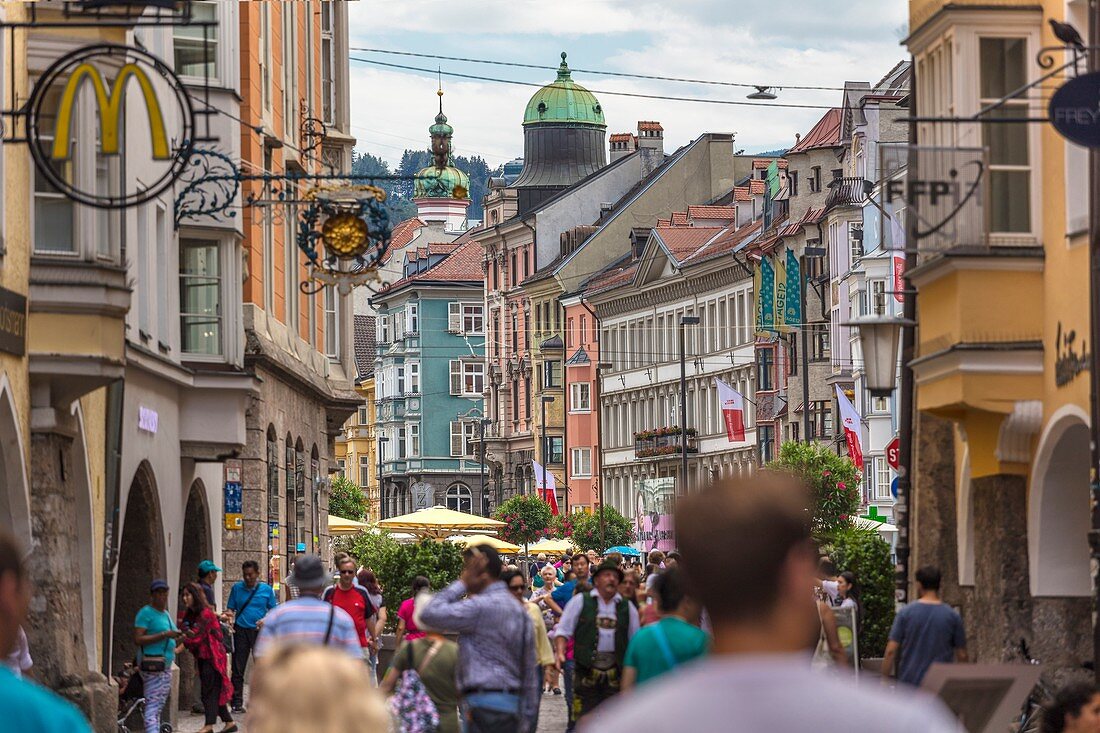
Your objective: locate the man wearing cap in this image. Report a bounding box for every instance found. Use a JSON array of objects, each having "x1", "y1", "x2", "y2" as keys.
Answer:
[
  {"x1": 253, "y1": 555, "x2": 361, "y2": 659},
  {"x1": 198, "y1": 559, "x2": 221, "y2": 608},
  {"x1": 554, "y1": 558, "x2": 639, "y2": 721}
]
